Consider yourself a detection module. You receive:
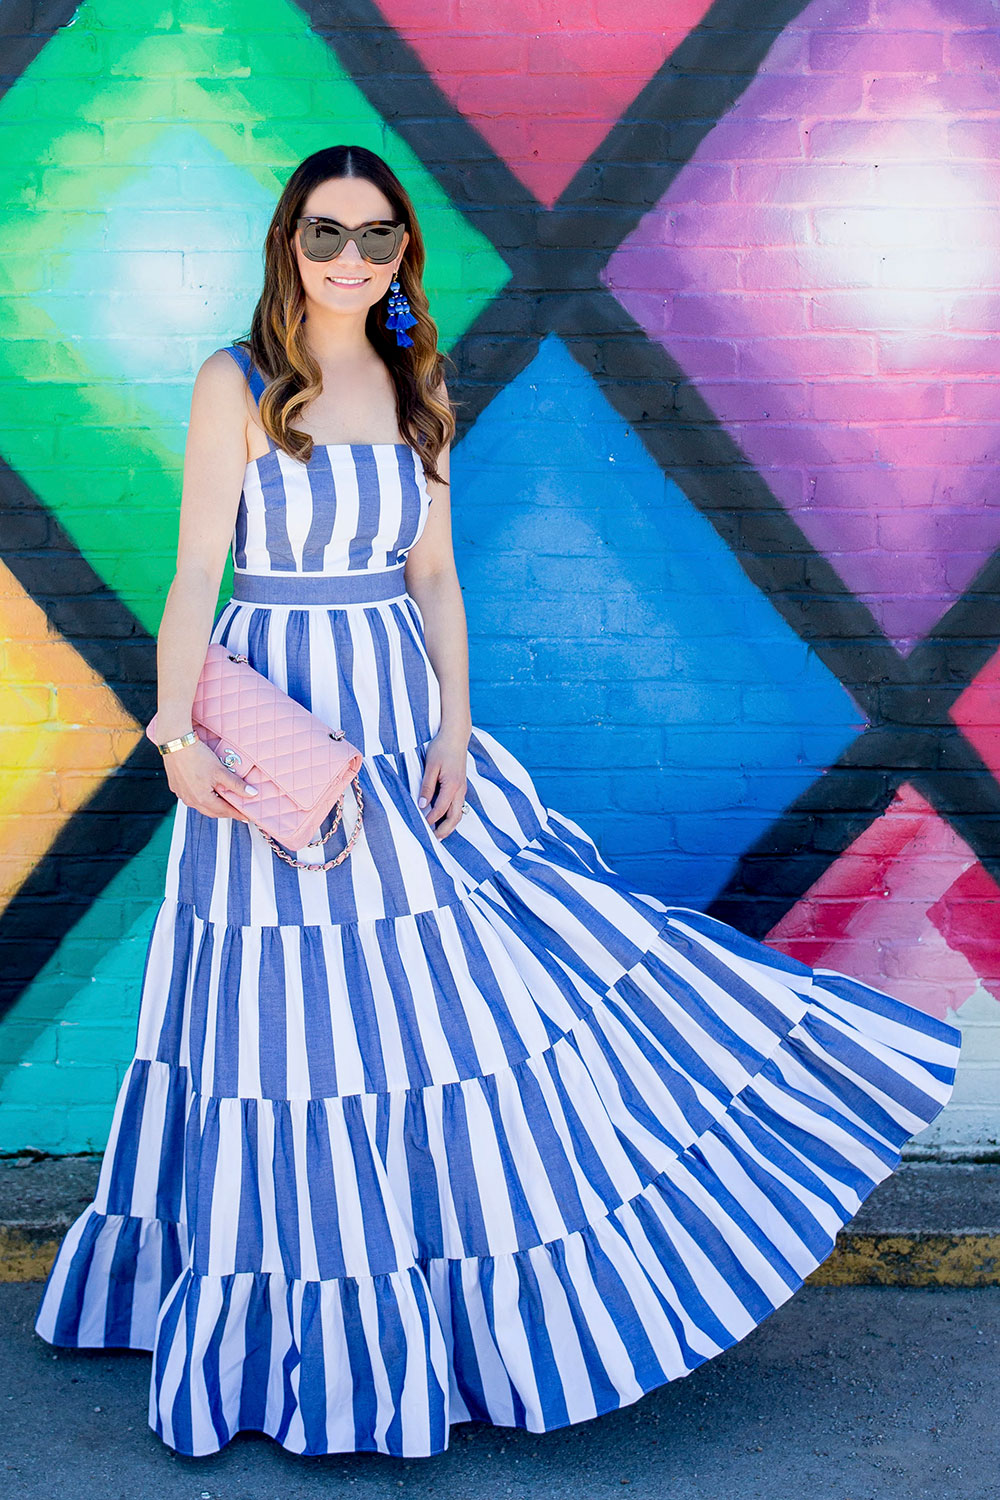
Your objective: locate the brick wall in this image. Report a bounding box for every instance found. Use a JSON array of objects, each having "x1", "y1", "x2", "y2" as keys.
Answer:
[{"x1": 1, "y1": 0, "x2": 998, "y2": 1154}]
